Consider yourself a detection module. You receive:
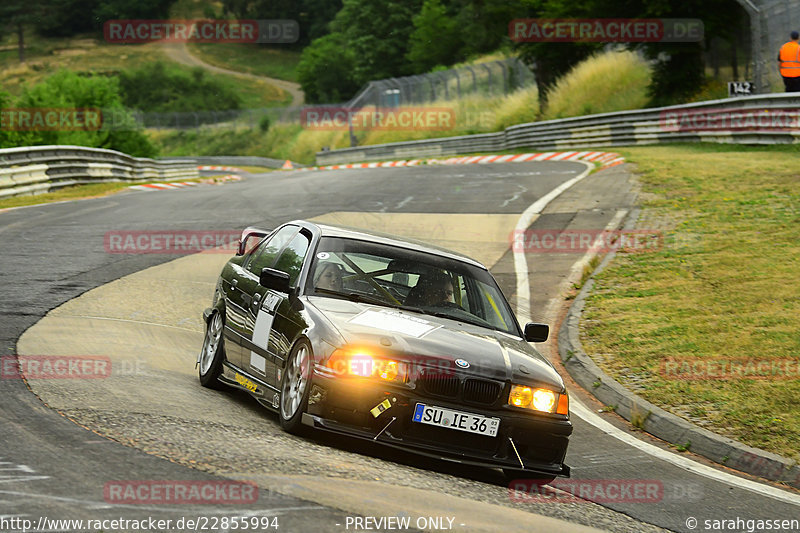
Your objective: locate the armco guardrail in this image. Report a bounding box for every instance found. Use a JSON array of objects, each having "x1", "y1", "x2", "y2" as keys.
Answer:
[
  {"x1": 0, "y1": 145, "x2": 198, "y2": 199},
  {"x1": 316, "y1": 93, "x2": 800, "y2": 165}
]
